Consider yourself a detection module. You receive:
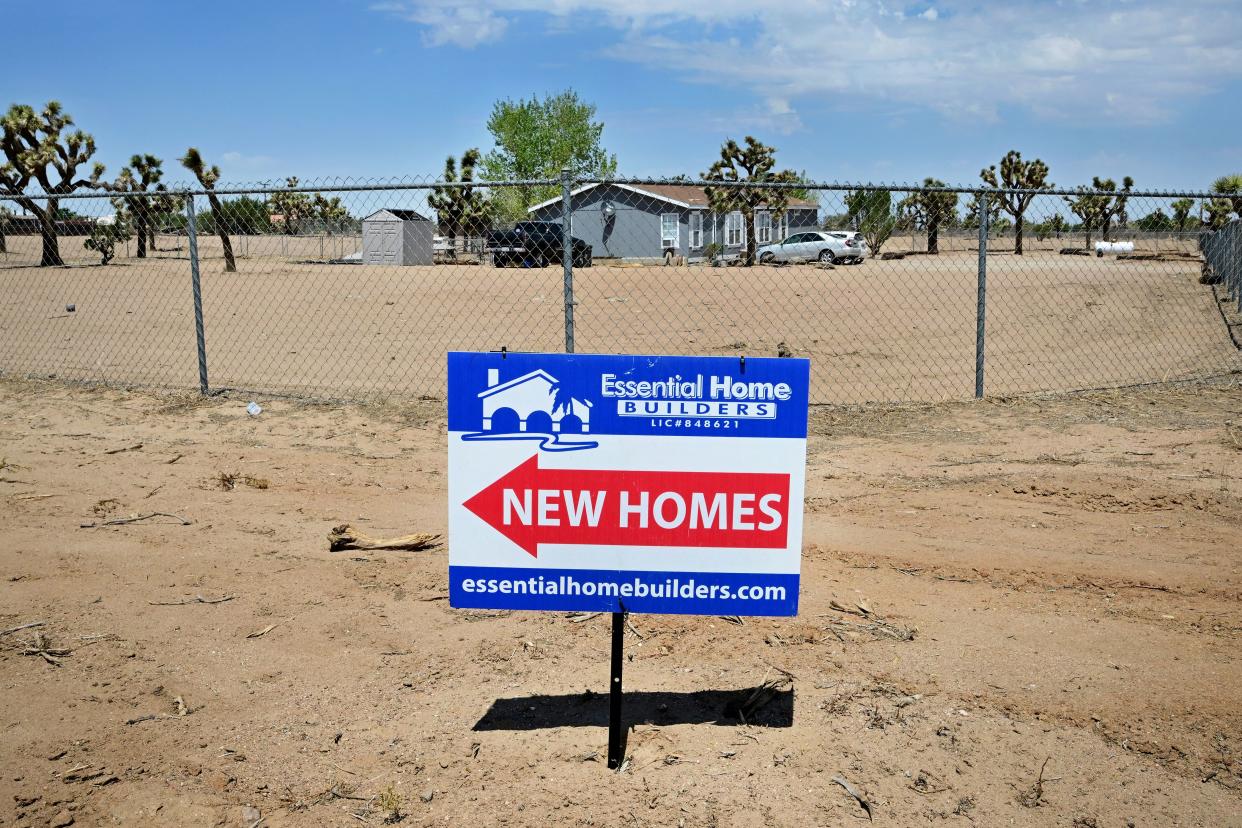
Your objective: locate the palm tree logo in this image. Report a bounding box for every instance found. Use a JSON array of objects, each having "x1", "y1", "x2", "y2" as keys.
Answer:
[{"x1": 549, "y1": 377, "x2": 588, "y2": 417}]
